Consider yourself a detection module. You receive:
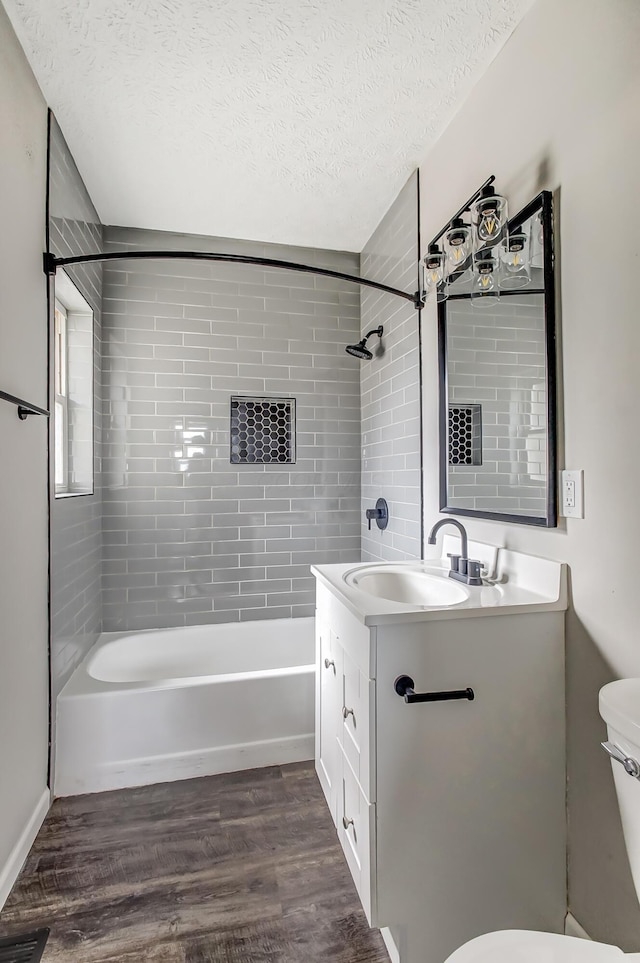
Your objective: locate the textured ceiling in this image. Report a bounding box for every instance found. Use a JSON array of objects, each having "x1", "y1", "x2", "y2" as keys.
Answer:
[{"x1": 3, "y1": 0, "x2": 533, "y2": 250}]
